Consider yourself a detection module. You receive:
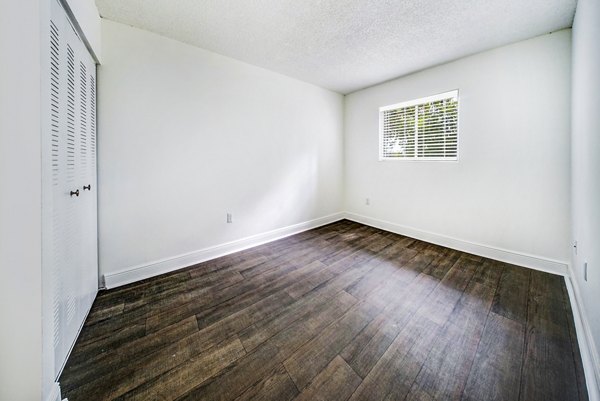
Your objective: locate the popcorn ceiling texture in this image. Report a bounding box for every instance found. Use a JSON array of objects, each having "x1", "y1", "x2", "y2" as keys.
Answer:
[{"x1": 95, "y1": 0, "x2": 576, "y2": 94}]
